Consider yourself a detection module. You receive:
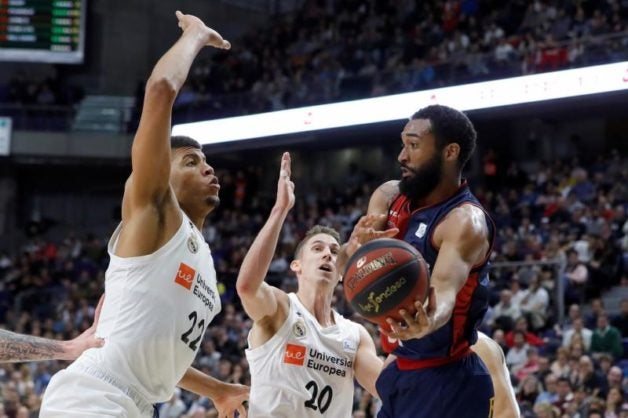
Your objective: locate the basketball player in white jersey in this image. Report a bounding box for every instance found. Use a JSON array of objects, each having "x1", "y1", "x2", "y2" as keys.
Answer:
[
  {"x1": 237, "y1": 153, "x2": 383, "y2": 417},
  {"x1": 40, "y1": 11, "x2": 248, "y2": 417},
  {"x1": 0, "y1": 295, "x2": 103, "y2": 363}
]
